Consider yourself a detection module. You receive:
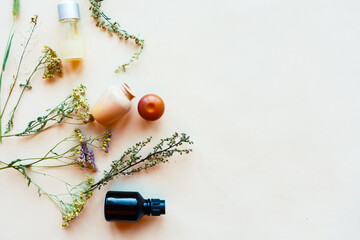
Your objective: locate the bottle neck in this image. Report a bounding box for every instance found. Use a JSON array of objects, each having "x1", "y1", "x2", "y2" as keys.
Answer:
[
  {"x1": 120, "y1": 83, "x2": 135, "y2": 101},
  {"x1": 143, "y1": 199, "x2": 151, "y2": 216},
  {"x1": 143, "y1": 198, "x2": 165, "y2": 216},
  {"x1": 59, "y1": 18, "x2": 79, "y2": 22}
]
